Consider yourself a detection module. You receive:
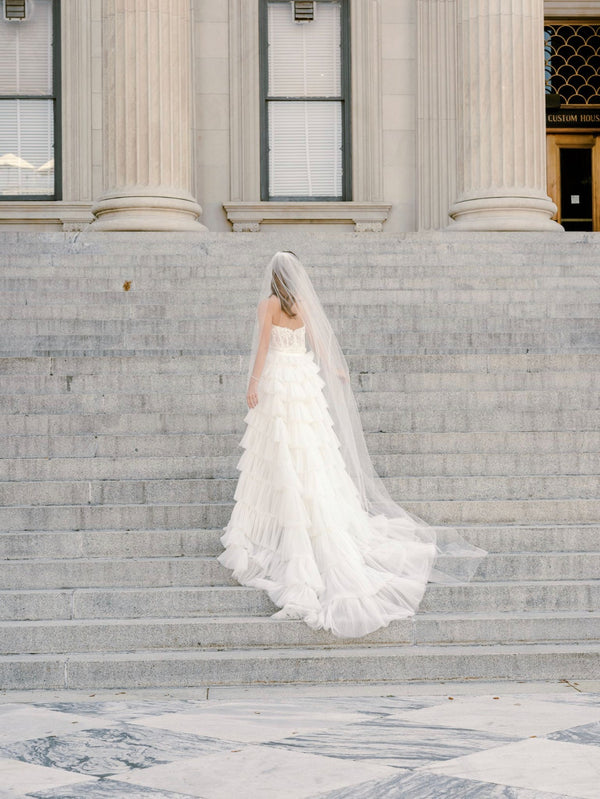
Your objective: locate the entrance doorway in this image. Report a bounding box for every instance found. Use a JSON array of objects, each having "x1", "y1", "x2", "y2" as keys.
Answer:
[{"x1": 547, "y1": 135, "x2": 600, "y2": 231}]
